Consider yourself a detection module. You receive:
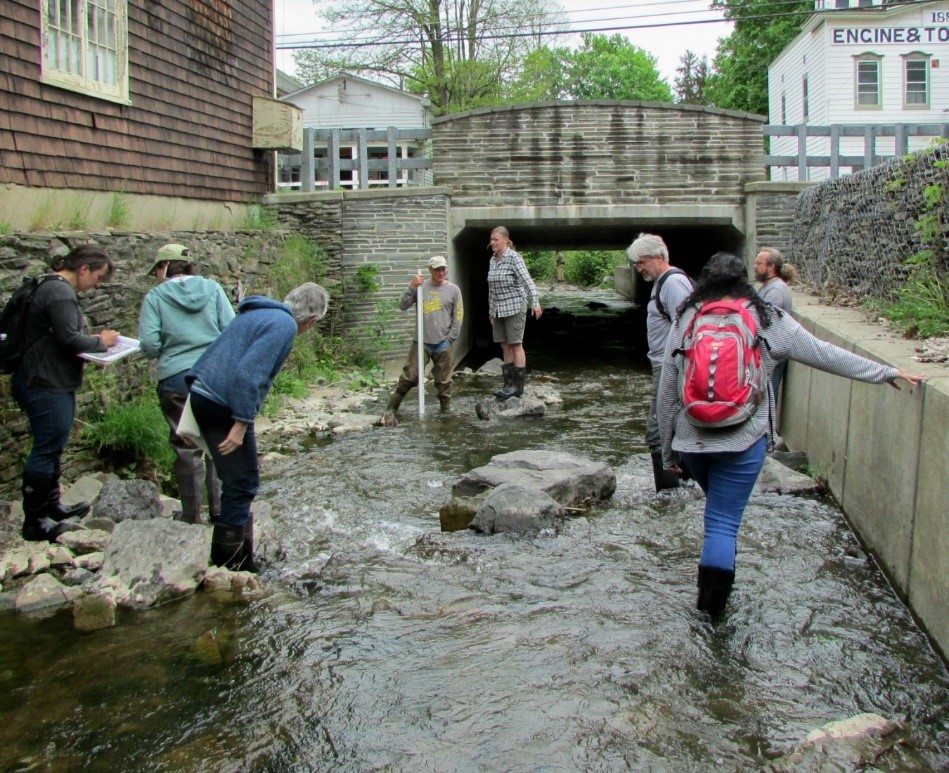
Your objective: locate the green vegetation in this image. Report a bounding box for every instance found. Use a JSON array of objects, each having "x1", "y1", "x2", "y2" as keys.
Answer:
[
  {"x1": 0, "y1": 223, "x2": 11, "y2": 235},
  {"x1": 524, "y1": 250, "x2": 625, "y2": 287},
  {"x1": 81, "y1": 392, "x2": 175, "y2": 486},
  {"x1": 241, "y1": 204, "x2": 279, "y2": 231},
  {"x1": 107, "y1": 192, "x2": 130, "y2": 229},
  {"x1": 880, "y1": 146, "x2": 949, "y2": 338},
  {"x1": 29, "y1": 194, "x2": 57, "y2": 231}
]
